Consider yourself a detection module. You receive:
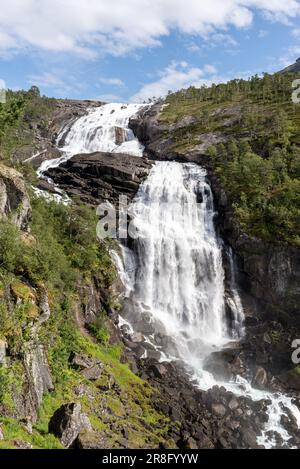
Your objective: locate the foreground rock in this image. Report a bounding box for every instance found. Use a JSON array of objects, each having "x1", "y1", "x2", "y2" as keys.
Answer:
[
  {"x1": 45, "y1": 152, "x2": 153, "y2": 205},
  {"x1": 49, "y1": 403, "x2": 92, "y2": 448}
]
